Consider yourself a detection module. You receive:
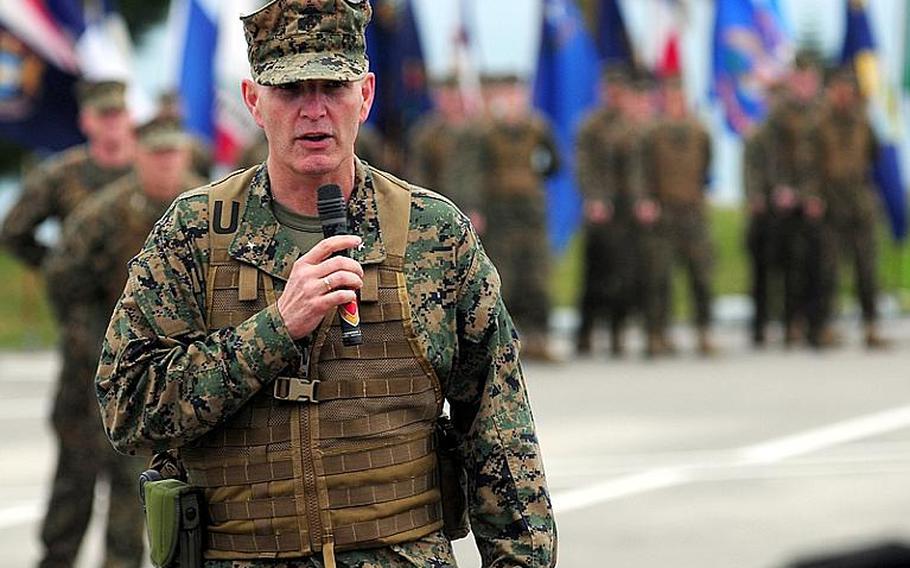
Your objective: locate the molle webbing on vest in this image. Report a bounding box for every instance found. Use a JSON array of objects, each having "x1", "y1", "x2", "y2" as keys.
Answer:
[{"x1": 184, "y1": 165, "x2": 444, "y2": 560}]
